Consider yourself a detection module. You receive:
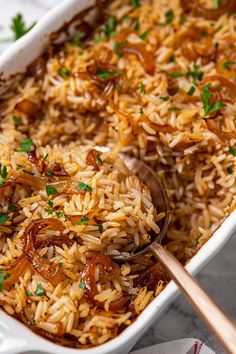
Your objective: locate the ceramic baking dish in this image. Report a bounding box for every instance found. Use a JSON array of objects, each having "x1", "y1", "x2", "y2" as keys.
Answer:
[{"x1": 0, "y1": 1, "x2": 236, "y2": 353}]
